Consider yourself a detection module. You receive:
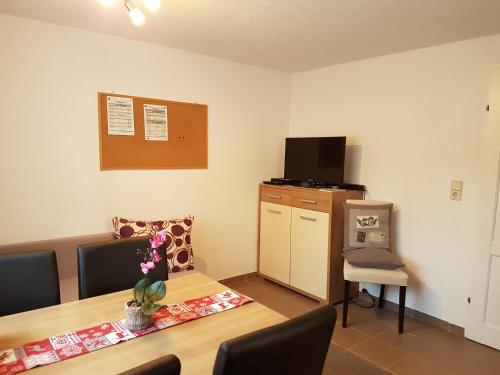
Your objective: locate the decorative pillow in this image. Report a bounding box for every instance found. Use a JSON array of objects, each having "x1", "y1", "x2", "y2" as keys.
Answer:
[
  {"x1": 112, "y1": 216, "x2": 195, "y2": 273},
  {"x1": 343, "y1": 203, "x2": 392, "y2": 251},
  {"x1": 342, "y1": 248, "x2": 405, "y2": 269}
]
